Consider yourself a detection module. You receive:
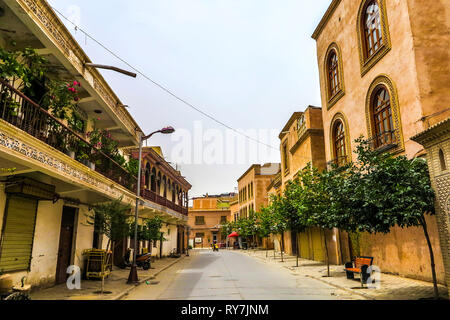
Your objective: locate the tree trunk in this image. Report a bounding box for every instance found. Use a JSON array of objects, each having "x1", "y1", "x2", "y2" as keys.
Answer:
[
  {"x1": 273, "y1": 239, "x2": 276, "y2": 259},
  {"x1": 323, "y1": 229, "x2": 330, "y2": 277},
  {"x1": 102, "y1": 238, "x2": 111, "y2": 295},
  {"x1": 421, "y1": 217, "x2": 439, "y2": 299},
  {"x1": 266, "y1": 237, "x2": 269, "y2": 258}
]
